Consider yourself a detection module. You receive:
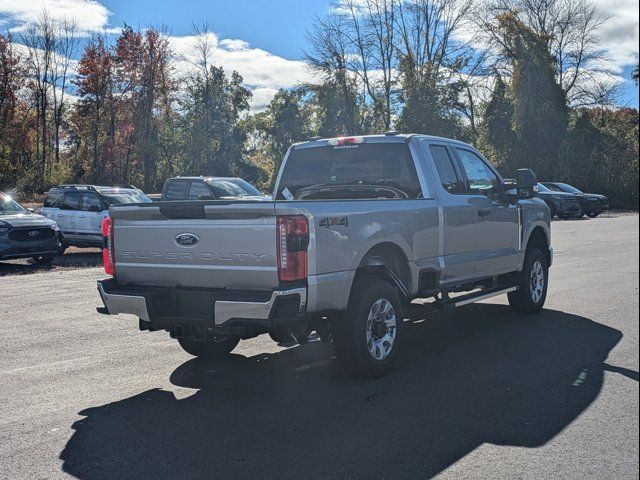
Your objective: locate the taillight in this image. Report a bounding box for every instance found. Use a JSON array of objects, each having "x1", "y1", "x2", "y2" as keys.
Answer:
[
  {"x1": 101, "y1": 216, "x2": 116, "y2": 276},
  {"x1": 277, "y1": 215, "x2": 309, "y2": 282}
]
